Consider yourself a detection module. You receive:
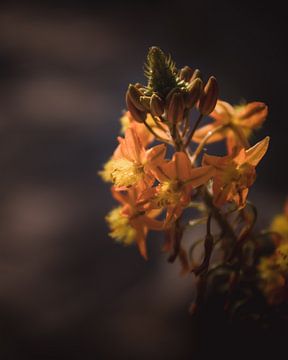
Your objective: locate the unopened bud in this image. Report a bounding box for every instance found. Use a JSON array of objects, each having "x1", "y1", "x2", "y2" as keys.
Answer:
[
  {"x1": 126, "y1": 92, "x2": 146, "y2": 123},
  {"x1": 165, "y1": 87, "x2": 180, "y2": 107},
  {"x1": 185, "y1": 78, "x2": 203, "y2": 109},
  {"x1": 179, "y1": 66, "x2": 194, "y2": 82},
  {"x1": 190, "y1": 69, "x2": 201, "y2": 82},
  {"x1": 134, "y1": 82, "x2": 143, "y2": 89},
  {"x1": 150, "y1": 94, "x2": 164, "y2": 117},
  {"x1": 199, "y1": 76, "x2": 219, "y2": 115},
  {"x1": 167, "y1": 92, "x2": 185, "y2": 123},
  {"x1": 127, "y1": 84, "x2": 146, "y2": 111}
]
